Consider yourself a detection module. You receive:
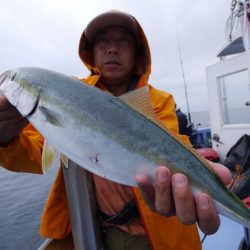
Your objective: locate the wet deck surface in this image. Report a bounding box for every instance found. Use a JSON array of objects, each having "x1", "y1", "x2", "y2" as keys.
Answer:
[{"x1": 199, "y1": 215, "x2": 244, "y2": 250}]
